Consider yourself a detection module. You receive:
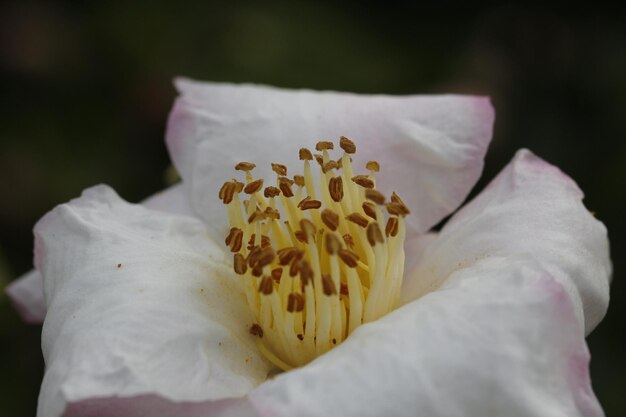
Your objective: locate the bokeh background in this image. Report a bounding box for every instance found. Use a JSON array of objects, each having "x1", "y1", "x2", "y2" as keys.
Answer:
[{"x1": 1, "y1": 1, "x2": 624, "y2": 416}]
